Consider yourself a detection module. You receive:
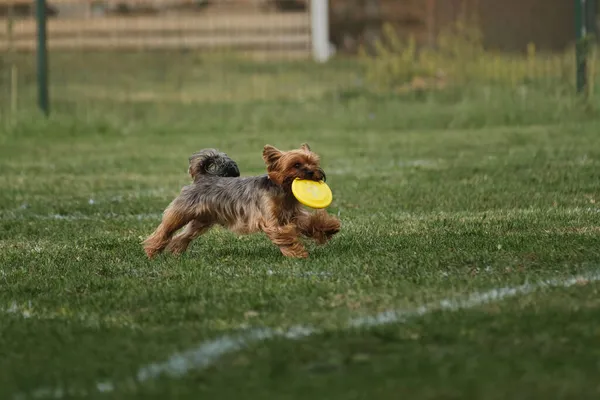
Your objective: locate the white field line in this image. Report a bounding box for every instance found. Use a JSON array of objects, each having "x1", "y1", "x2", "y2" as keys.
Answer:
[
  {"x1": 1, "y1": 301, "x2": 138, "y2": 330},
  {"x1": 1, "y1": 206, "x2": 599, "y2": 223},
  {"x1": 0, "y1": 213, "x2": 163, "y2": 221},
  {"x1": 327, "y1": 159, "x2": 441, "y2": 177},
  {"x1": 16, "y1": 270, "x2": 600, "y2": 399}
]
